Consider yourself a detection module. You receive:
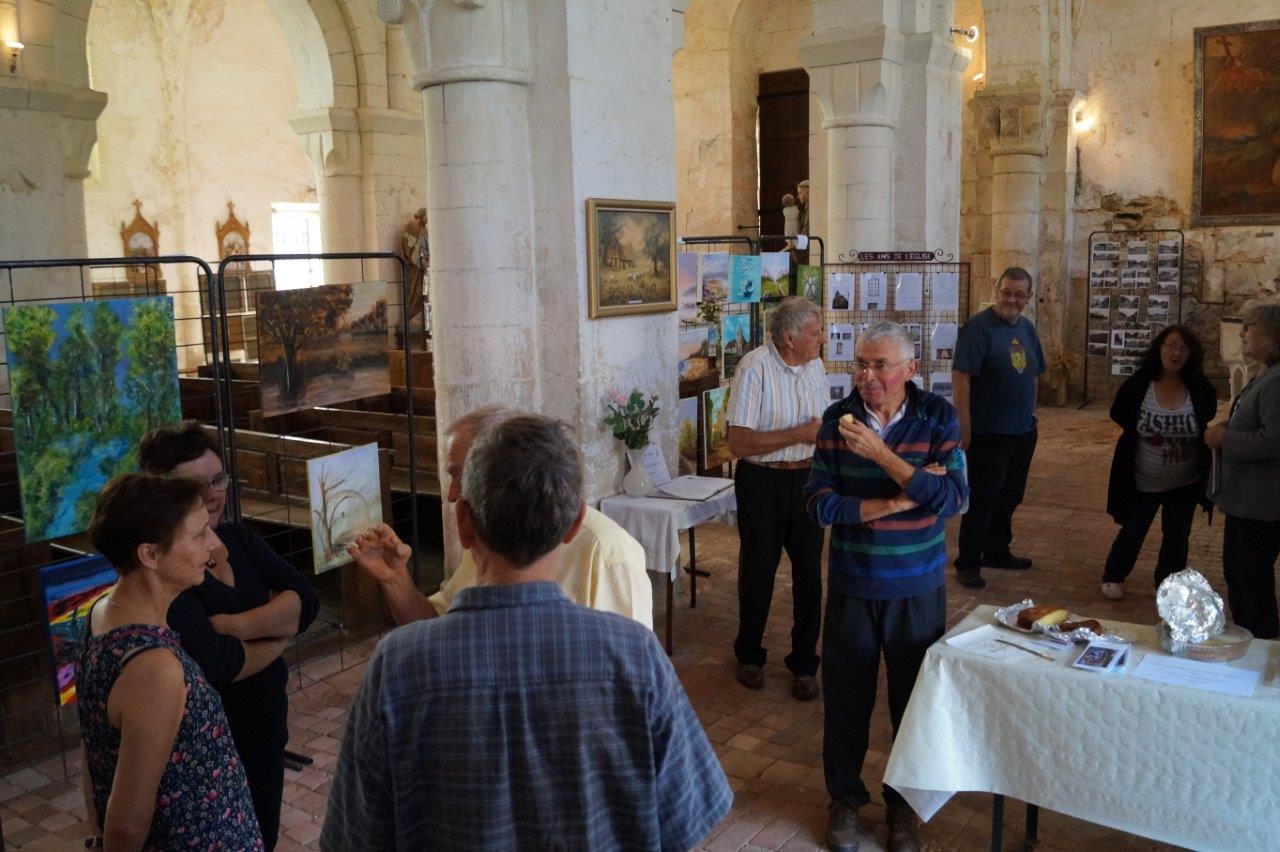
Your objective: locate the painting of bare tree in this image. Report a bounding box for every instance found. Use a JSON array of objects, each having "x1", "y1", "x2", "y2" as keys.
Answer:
[{"x1": 306, "y1": 442, "x2": 383, "y2": 573}]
